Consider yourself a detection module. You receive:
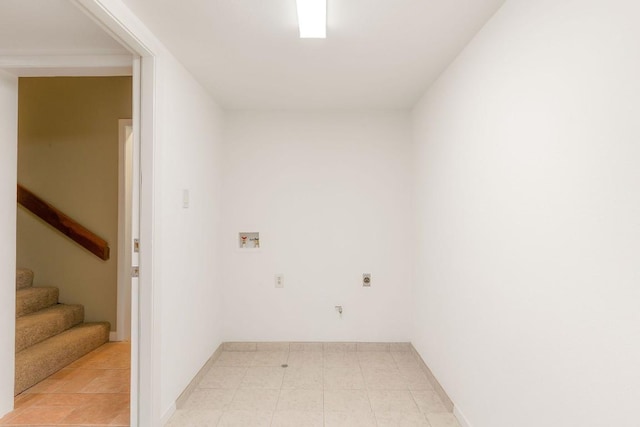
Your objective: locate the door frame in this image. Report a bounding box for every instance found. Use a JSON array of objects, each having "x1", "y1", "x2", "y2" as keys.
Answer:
[{"x1": 1, "y1": 0, "x2": 161, "y2": 425}]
